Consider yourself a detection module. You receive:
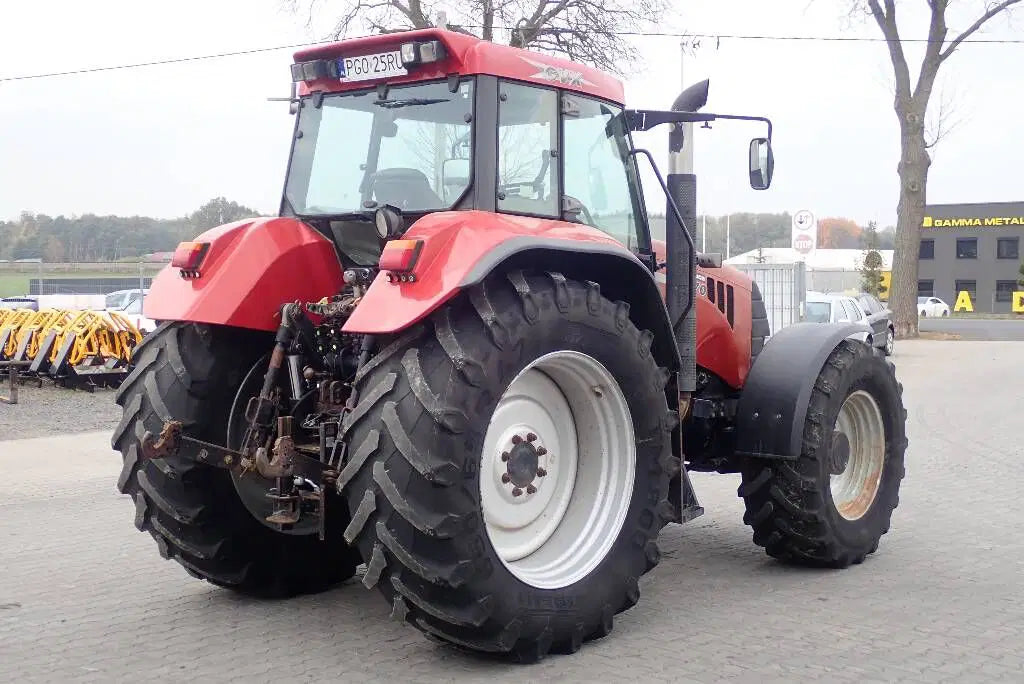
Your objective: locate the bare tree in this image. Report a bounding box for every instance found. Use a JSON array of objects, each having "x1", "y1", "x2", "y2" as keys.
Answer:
[
  {"x1": 854, "y1": 0, "x2": 1021, "y2": 338},
  {"x1": 282, "y1": 0, "x2": 671, "y2": 74}
]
